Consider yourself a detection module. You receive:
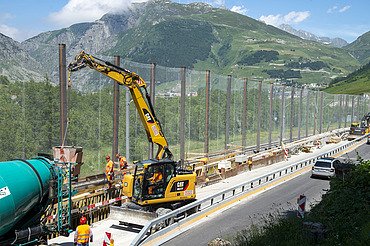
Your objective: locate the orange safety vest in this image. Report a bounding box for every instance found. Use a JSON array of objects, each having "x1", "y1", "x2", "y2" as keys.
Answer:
[
  {"x1": 151, "y1": 172, "x2": 163, "y2": 182},
  {"x1": 119, "y1": 157, "x2": 127, "y2": 170},
  {"x1": 105, "y1": 160, "x2": 114, "y2": 174},
  {"x1": 76, "y1": 224, "x2": 91, "y2": 244}
]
